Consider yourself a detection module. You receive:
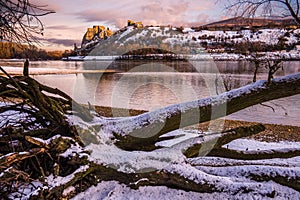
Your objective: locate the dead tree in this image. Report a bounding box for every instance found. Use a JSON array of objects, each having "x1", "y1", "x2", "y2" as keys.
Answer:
[
  {"x1": 224, "y1": 0, "x2": 300, "y2": 24},
  {"x1": 249, "y1": 54, "x2": 284, "y2": 84},
  {"x1": 0, "y1": 0, "x2": 54, "y2": 44}
]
